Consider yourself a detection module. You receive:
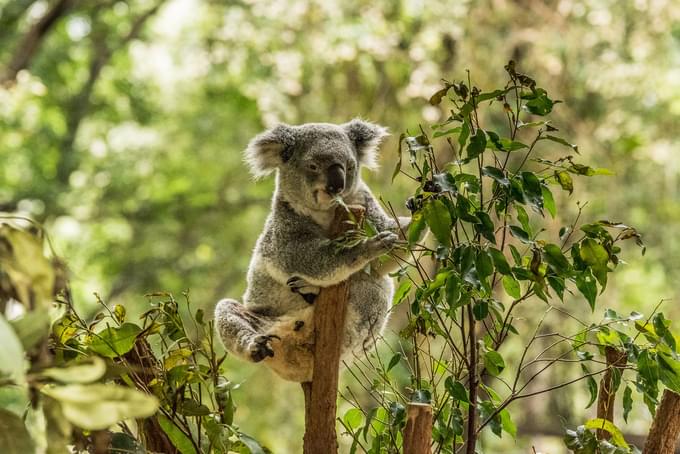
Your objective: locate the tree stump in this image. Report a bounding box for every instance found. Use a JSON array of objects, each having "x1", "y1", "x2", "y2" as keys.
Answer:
[
  {"x1": 403, "y1": 402, "x2": 433, "y2": 454},
  {"x1": 301, "y1": 205, "x2": 364, "y2": 454}
]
